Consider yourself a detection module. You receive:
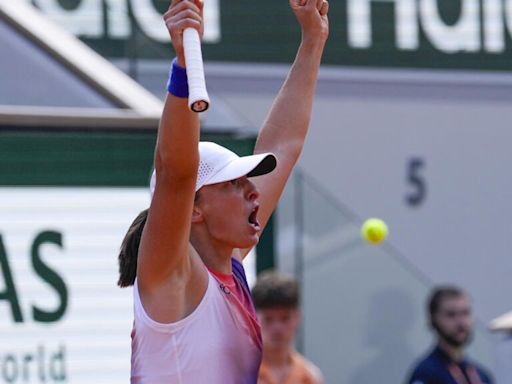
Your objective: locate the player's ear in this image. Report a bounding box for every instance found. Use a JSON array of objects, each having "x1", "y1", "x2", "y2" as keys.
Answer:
[
  {"x1": 191, "y1": 189, "x2": 203, "y2": 224},
  {"x1": 192, "y1": 204, "x2": 203, "y2": 223}
]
